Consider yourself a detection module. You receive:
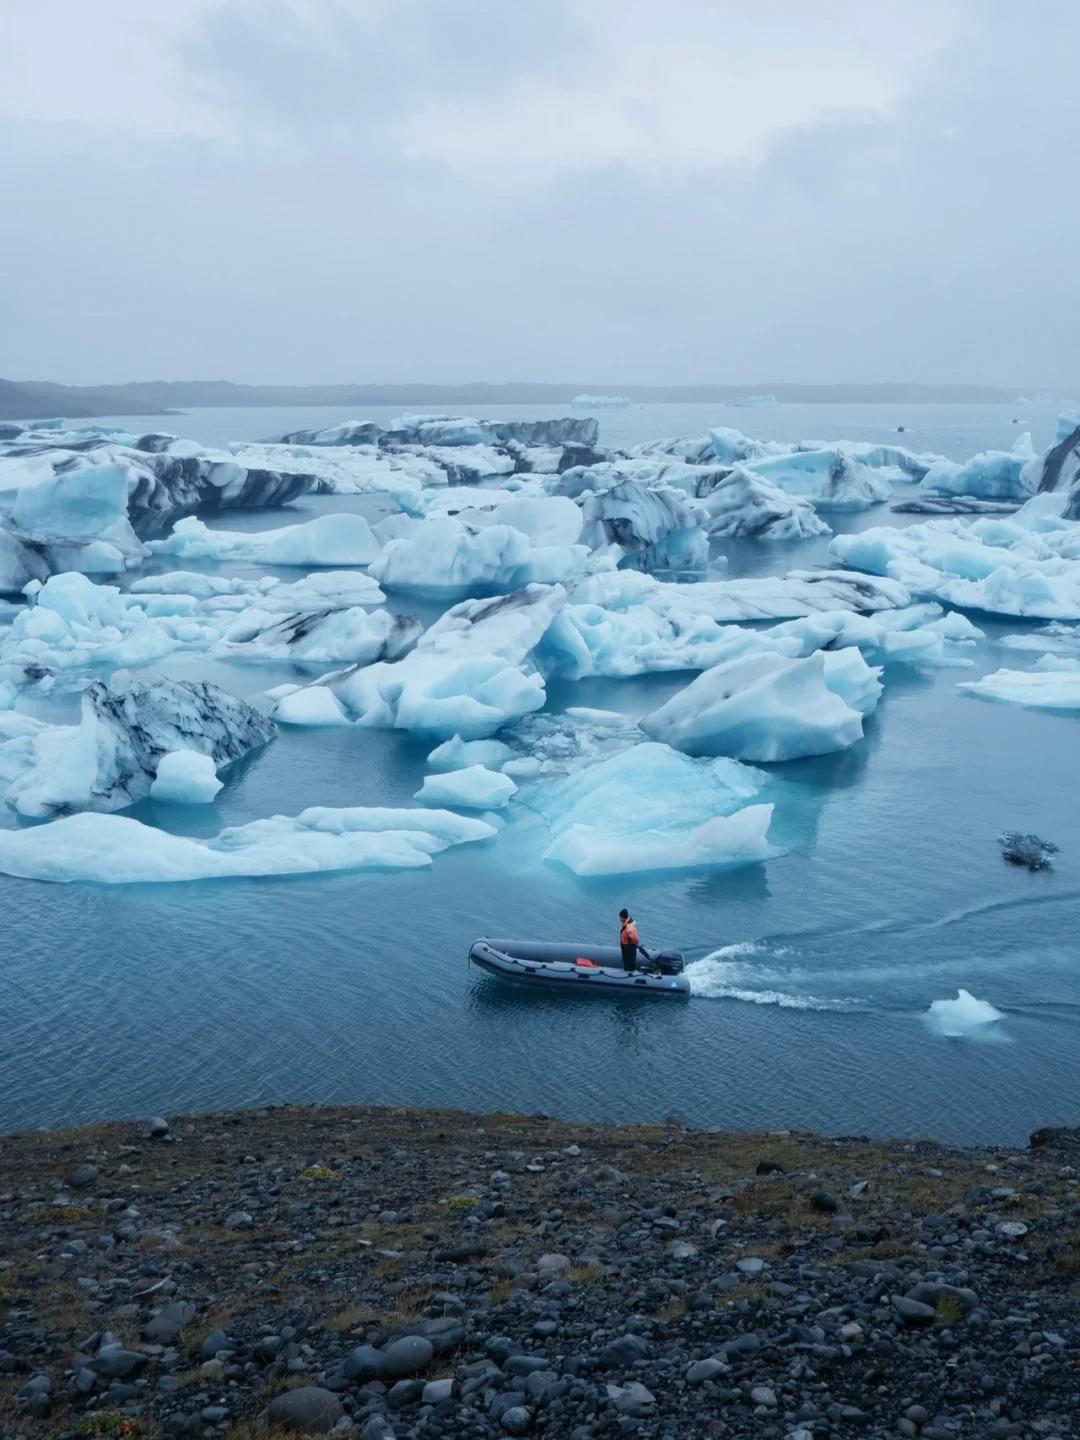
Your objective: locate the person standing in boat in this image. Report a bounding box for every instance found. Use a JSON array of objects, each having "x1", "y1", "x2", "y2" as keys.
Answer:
[{"x1": 619, "y1": 909, "x2": 640, "y2": 972}]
